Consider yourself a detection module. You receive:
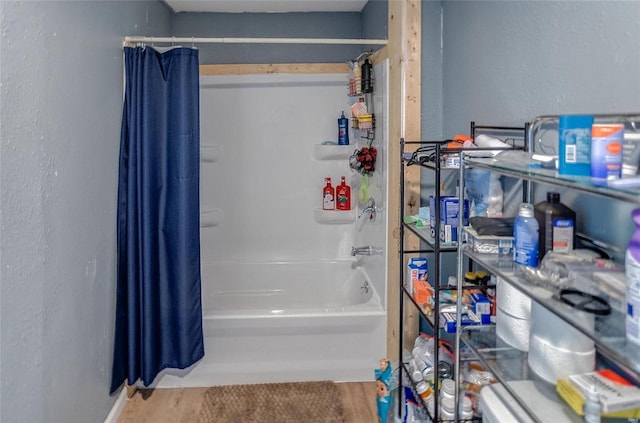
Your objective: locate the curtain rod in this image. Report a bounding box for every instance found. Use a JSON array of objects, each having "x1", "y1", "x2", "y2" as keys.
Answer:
[{"x1": 123, "y1": 36, "x2": 388, "y2": 47}]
